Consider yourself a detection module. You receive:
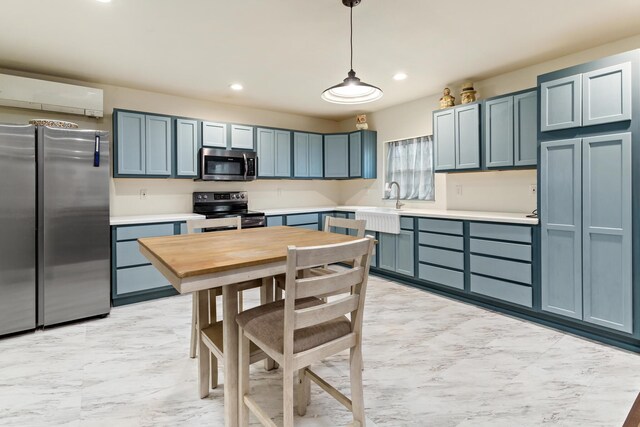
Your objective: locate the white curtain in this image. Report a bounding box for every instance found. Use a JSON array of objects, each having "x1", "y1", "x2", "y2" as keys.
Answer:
[{"x1": 385, "y1": 136, "x2": 434, "y2": 201}]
